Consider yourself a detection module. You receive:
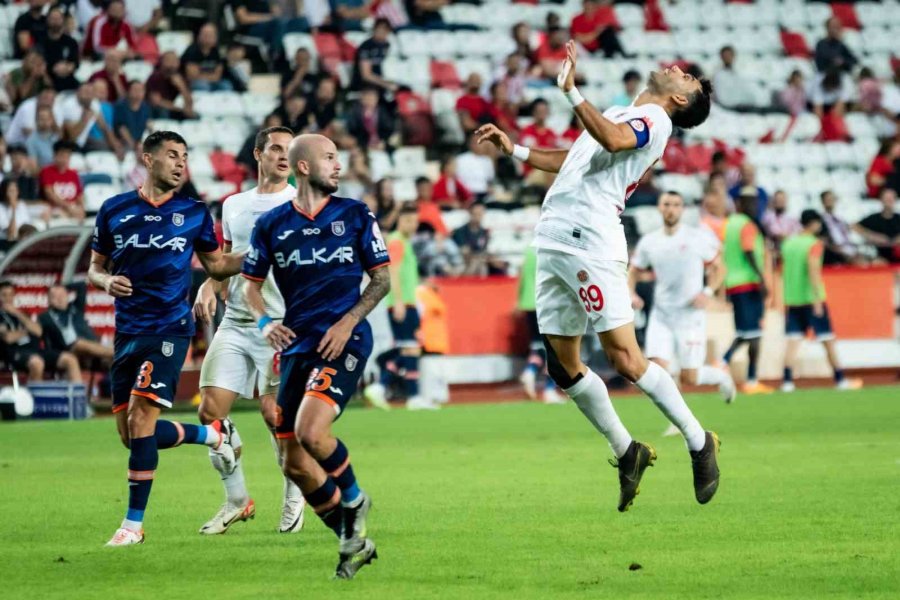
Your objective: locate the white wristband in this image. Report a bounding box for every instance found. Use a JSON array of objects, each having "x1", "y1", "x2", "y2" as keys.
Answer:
[
  {"x1": 703, "y1": 286, "x2": 714, "y2": 297},
  {"x1": 565, "y1": 87, "x2": 585, "y2": 107},
  {"x1": 511, "y1": 144, "x2": 530, "y2": 161}
]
